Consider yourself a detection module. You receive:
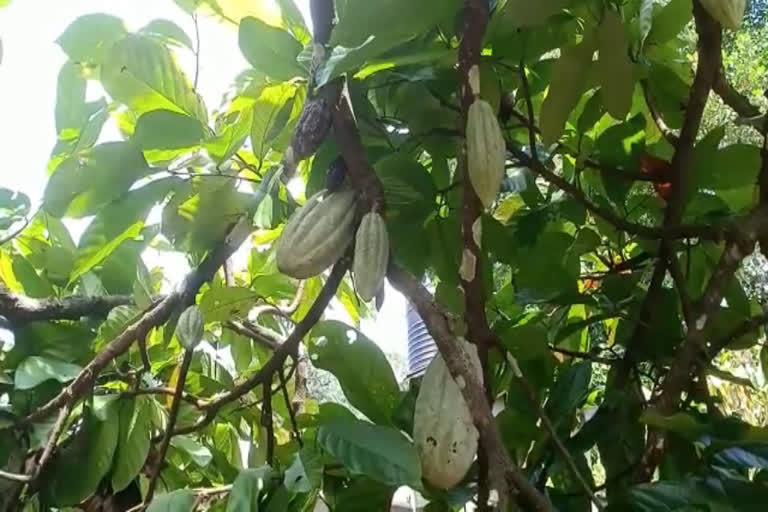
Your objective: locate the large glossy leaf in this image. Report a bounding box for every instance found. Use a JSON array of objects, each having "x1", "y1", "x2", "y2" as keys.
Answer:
[
  {"x1": 546, "y1": 361, "x2": 591, "y2": 428},
  {"x1": 226, "y1": 466, "x2": 273, "y2": 512},
  {"x1": 540, "y1": 34, "x2": 596, "y2": 144},
  {"x1": 334, "y1": 477, "x2": 395, "y2": 511},
  {"x1": 250, "y1": 83, "x2": 297, "y2": 162},
  {"x1": 43, "y1": 142, "x2": 149, "y2": 218},
  {"x1": 238, "y1": 17, "x2": 303, "y2": 81},
  {"x1": 646, "y1": 0, "x2": 693, "y2": 46},
  {"x1": 206, "y1": 107, "x2": 254, "y2": 163},
  {"x1": 147, "y1": 490, "x2": 195, "y2": 512},
  {"x1": 283, "y1": 446, "x2": 323, "y2": 493},
  {"x1": 309, "y1": 320, "x2": 400, "y2": 425},
  {"x1": 101, "y1": 35, "x2": 207, "y2": 122},
  {"x1": 199, "y1": 285, "x2": 258, "y2": 323},
  {"x1": 112, "y1": 398, "x2": 152, "y2": 491},
  {"x1": 317, "y1": 418, "x2": 422, "y2": 488},
  {"x1": 71, "y1": 178, "x2": 179, "y2": 283},
  {"x1": 14, "y1": 356, "x2": 82, "y2": 390},
  {"x1": 139, "y1": 19, "x2": 194, "y2": 49},
  {"x1": 694, "y1": 144, "x2": 761, "y2": 190},
  {"x1": 56, "y1": 13, "x2": 127, "y2": 64}
]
